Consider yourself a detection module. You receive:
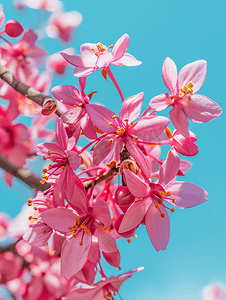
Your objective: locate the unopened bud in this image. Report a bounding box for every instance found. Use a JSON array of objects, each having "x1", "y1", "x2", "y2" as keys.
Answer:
[
  {"x1": 4, "y1": 20, "x2": 23, "y2": 37},
  {"x1": 42, "y1": 98, "x2": 57, "y2": 116}
]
